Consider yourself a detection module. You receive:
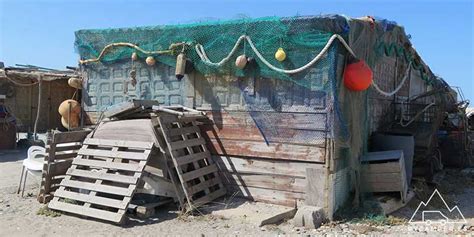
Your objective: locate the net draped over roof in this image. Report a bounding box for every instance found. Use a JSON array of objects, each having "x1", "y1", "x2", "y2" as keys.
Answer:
[{"x1": 75, "y1": 15, "x2": 351, "y2": 88}]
